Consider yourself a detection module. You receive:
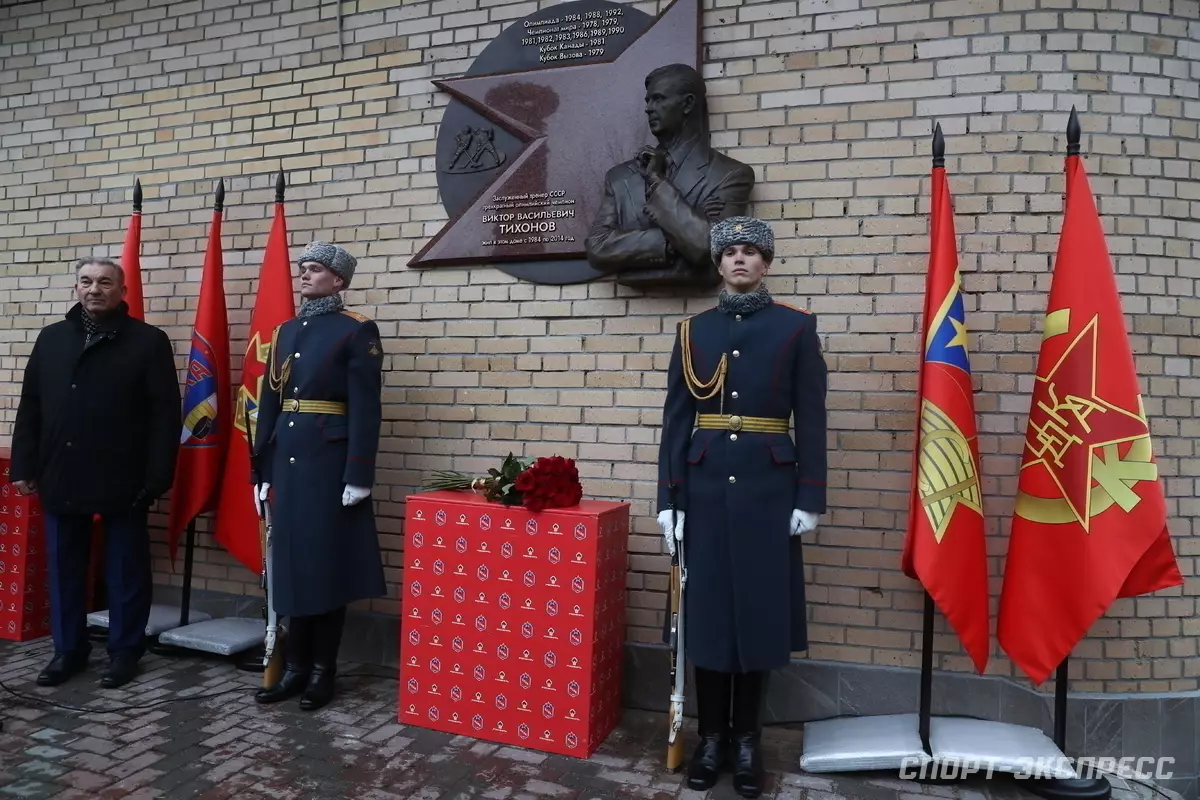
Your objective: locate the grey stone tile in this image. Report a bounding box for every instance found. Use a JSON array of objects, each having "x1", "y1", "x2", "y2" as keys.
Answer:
[
  {"x1": 837, "y1": 665, "x2": 920, "y2": 717},
  {"x1": 1160, "y1": 698, "x2": 1196, "y2": 780},
  {"x1": 1156, "y1": 777, "x2": 1194, "y2": 800},
  {"x1": 998, "y1": 681, "x2": 1050, "y2": 734},
  {"x1": 1121, "y1": 698, "x2": 1162, "y2": 762},
  {"x1": 764, "y1": 660, "x2": 840, "y2": 724},
  {"x1": 928, "y1": 672, "x2": 1000, "y2": 721},
  {"x1": 1083, "y1": 699, "x2": 1123, "y2": 757}
]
